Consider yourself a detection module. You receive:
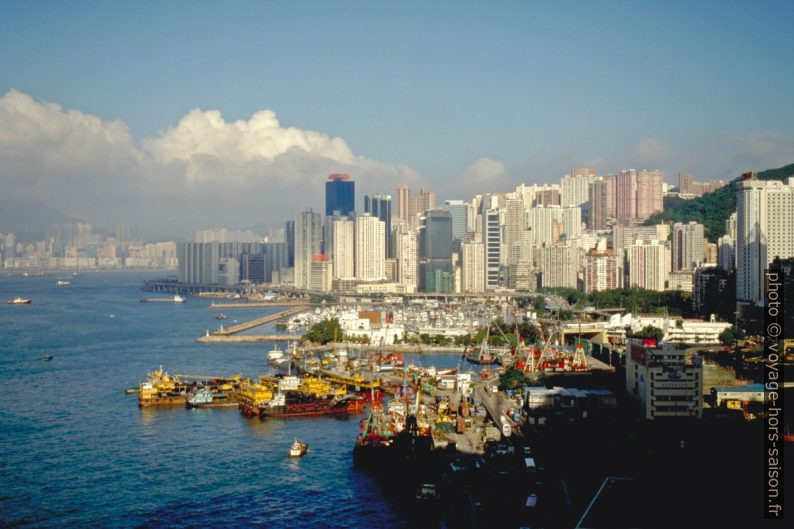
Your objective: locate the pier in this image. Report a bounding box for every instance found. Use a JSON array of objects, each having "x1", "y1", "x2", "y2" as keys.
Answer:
[
  {"x1": 209, "y1": 307, "x2": 308, "y2": 336},
  {"x1": 197, "y1": 334, "x2": 302, "y2": 343},
  {"x1": 209, "y1": 301, "x2": 311, "y2": 308}
]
